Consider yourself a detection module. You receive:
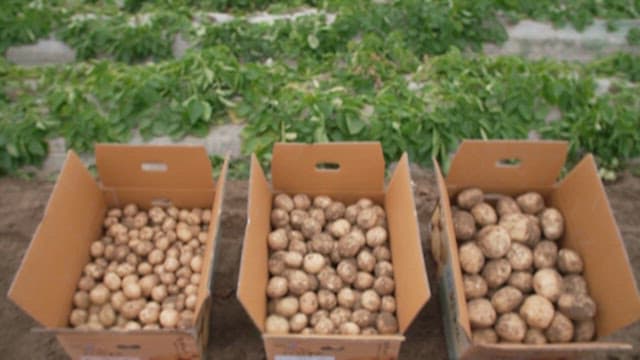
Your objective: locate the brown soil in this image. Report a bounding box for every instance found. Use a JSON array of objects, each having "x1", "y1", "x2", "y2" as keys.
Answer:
[{"x1": 0, "y1": 169, "x2": 638, "y2": 359}]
